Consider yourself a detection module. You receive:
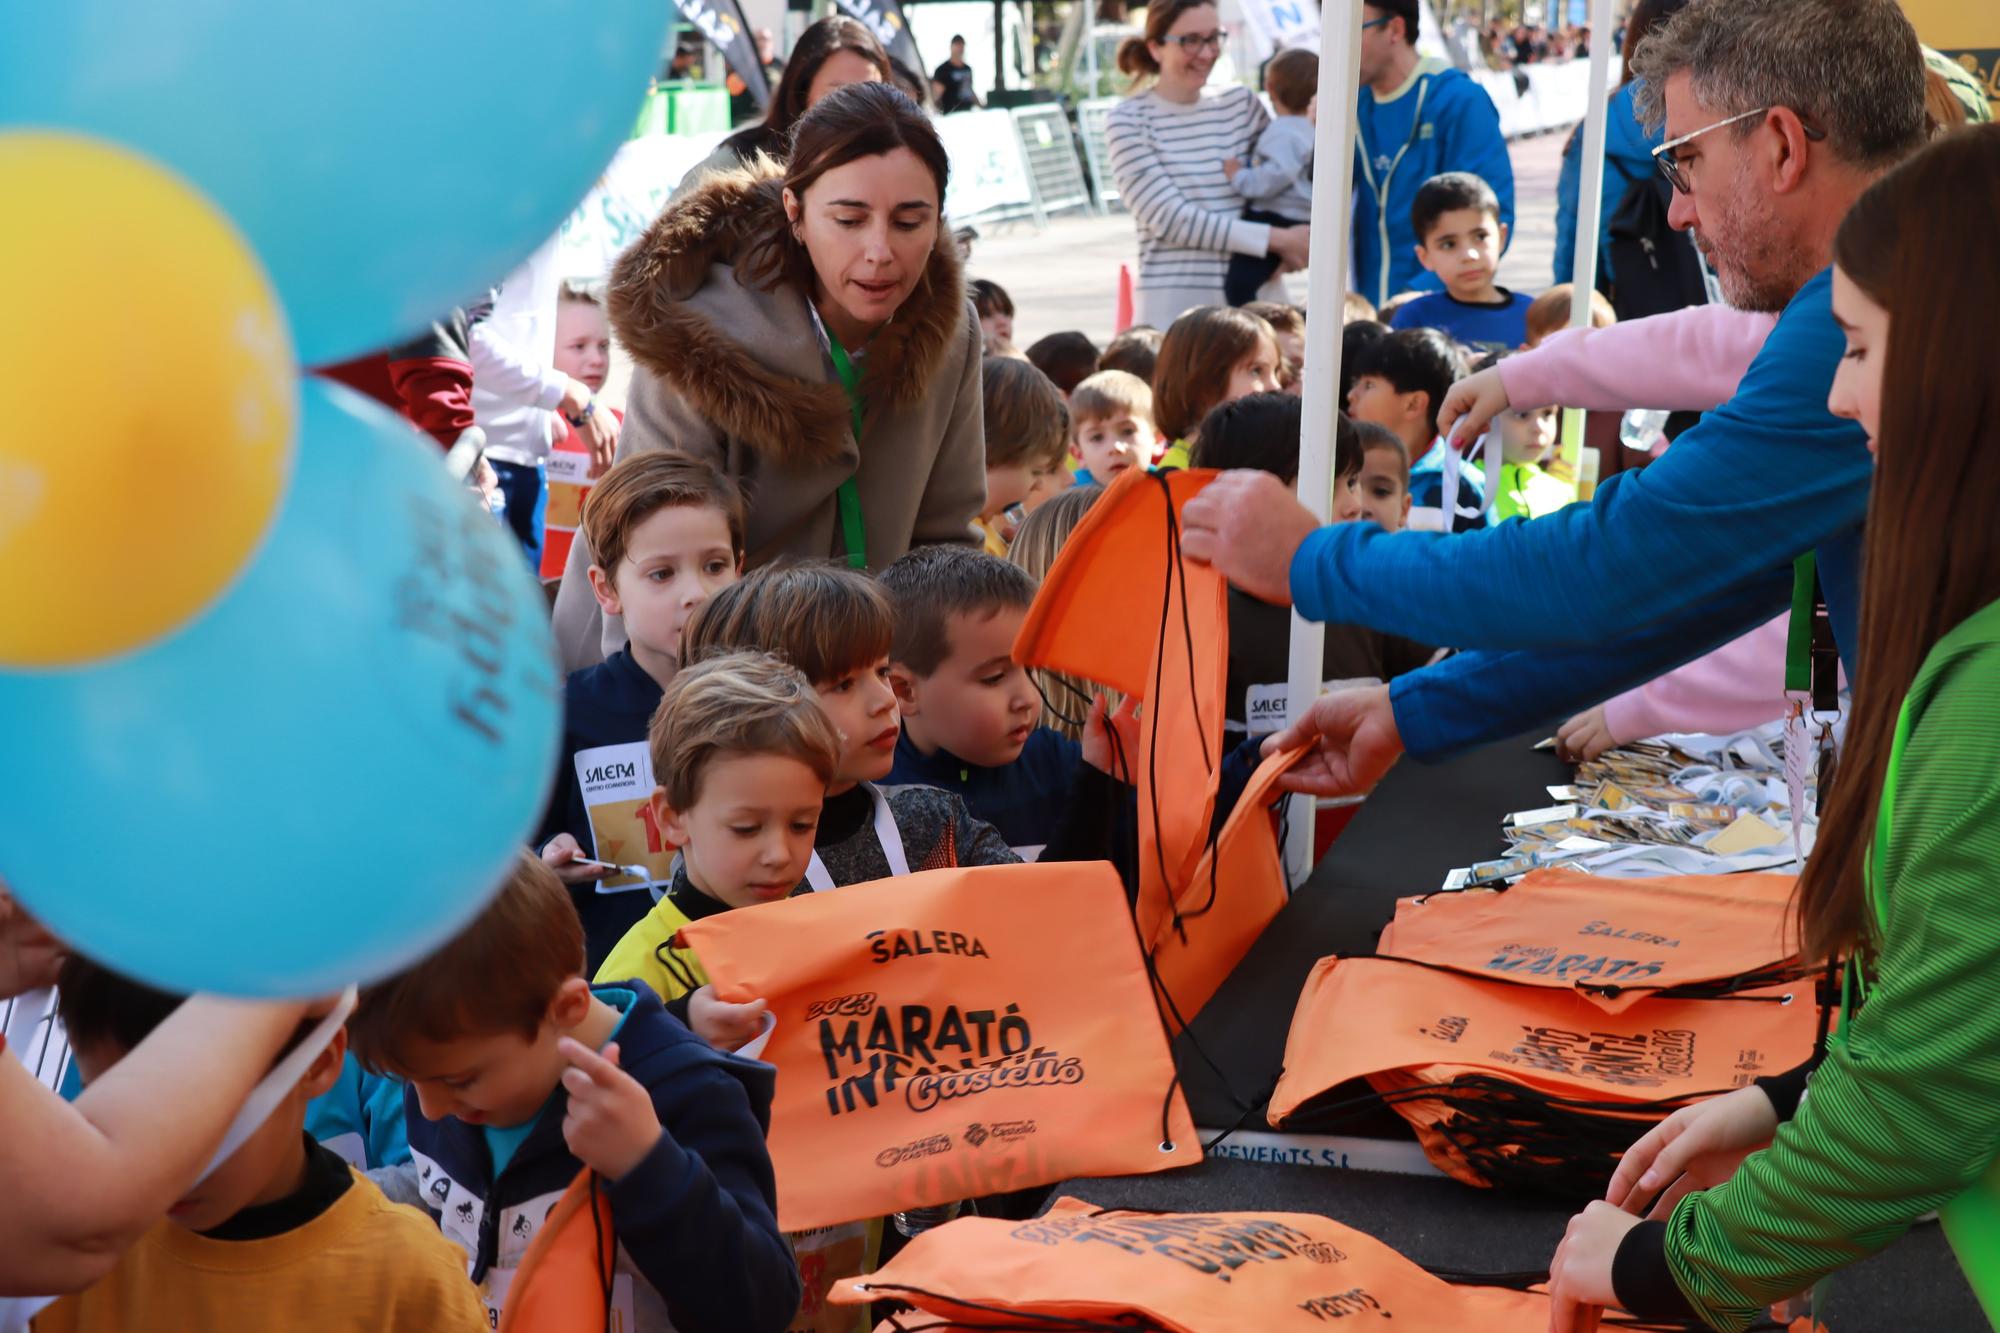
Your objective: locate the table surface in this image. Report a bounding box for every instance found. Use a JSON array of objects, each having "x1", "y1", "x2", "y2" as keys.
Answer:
[{"x1": 1069, "y1": 734, "x2": 1983, "y2": 1330}]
